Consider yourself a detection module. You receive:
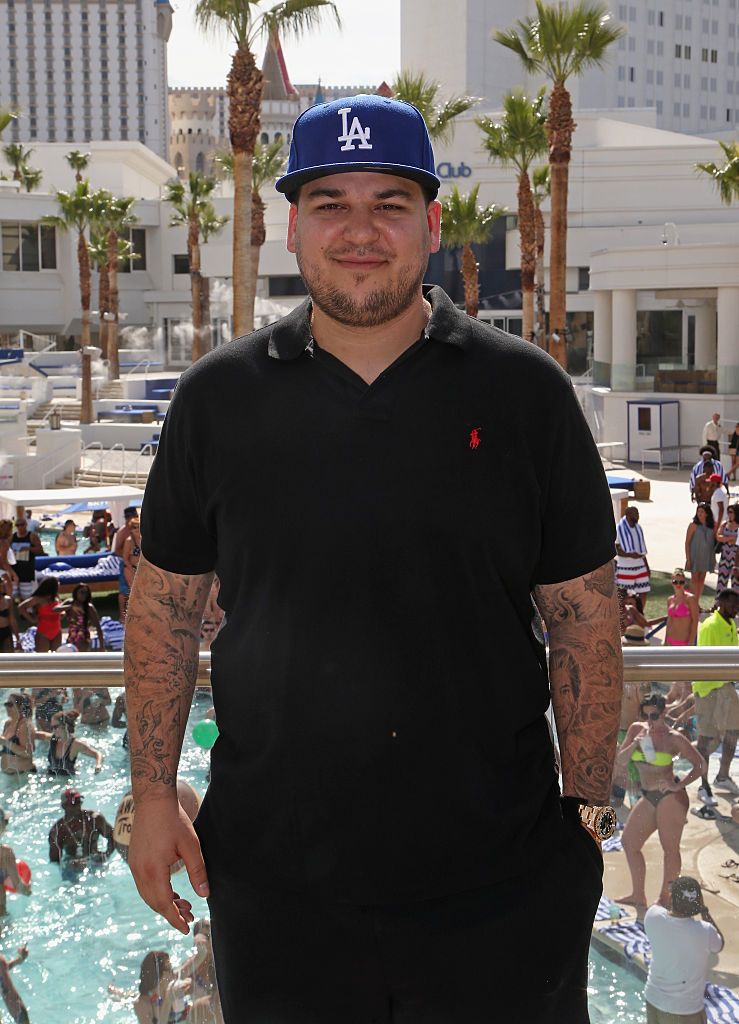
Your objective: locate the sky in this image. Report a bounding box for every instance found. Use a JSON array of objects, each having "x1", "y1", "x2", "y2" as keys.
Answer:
[{"x1": 167, "y1": 0, "x2": 401, "y2": 90}]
